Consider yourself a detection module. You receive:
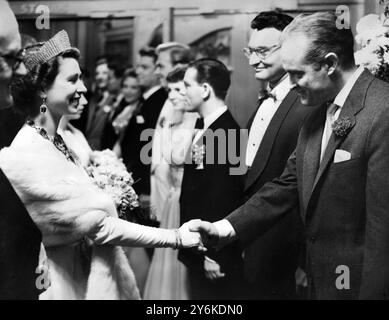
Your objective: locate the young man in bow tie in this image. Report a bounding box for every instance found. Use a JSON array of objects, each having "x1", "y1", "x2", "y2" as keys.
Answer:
[
  {"x1": 192, "y1": 11, "x2": 389, "y2": 300},
  {"x1": 178, "y1": 58, "x2": 247, "y2": 299},
  {"x1": 242, "y1": 11, "x2": 314, "y2": 299}
]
